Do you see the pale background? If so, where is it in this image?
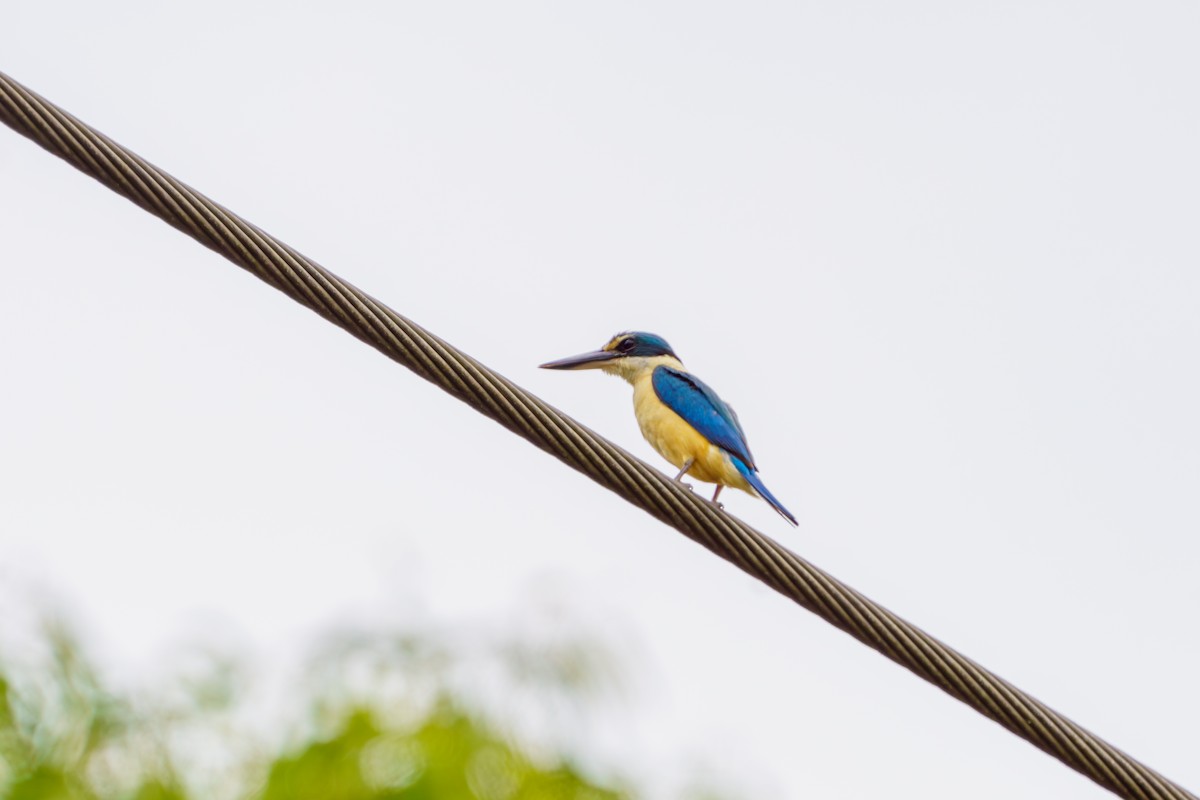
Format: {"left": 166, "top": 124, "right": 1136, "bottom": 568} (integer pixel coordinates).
{"left": 2, "top": 2, "right": 1198, "bottom": 797}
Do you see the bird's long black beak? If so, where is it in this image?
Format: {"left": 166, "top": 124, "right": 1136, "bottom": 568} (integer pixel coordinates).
{"left": 539, "top": 349, "right": 620, "bottom": 370}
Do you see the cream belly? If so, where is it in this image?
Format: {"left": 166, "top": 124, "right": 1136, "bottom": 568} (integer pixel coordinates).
{"left": 631, "top": 375, "right": 753, "bottom": 493}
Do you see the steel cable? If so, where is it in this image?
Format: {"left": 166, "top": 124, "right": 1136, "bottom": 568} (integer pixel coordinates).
{"left": 1, "top": 70, "right": 1193, "bottom": 800}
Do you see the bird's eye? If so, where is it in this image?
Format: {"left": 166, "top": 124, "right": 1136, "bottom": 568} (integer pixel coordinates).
{"left": 618, "top": 338, "right": 636, "bottom": 353}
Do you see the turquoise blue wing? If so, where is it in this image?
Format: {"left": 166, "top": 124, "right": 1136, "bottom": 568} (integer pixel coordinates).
{"left": 652, "top": 366, "right": 756, "bottom": 469}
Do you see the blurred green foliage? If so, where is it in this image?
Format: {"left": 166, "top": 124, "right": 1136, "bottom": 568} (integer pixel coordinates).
{"left": 0, "top": 616, "right": 675, "bottom": 800}
{"left": 260, "top": 705, "right": 617, "bottom": 800}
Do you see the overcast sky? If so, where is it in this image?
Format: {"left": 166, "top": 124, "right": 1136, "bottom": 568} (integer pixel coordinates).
{"left": 2, "top": 2, "right": 1198, "bottom": 798}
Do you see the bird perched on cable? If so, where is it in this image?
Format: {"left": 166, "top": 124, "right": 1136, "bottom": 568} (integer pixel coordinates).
{"left": 541, "top": 331, "right": 796, "bottom": 526}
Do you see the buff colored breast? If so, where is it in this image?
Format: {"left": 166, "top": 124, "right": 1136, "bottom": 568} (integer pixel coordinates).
{"left": 631, "top": 374, "right": 753, "bottom": 492}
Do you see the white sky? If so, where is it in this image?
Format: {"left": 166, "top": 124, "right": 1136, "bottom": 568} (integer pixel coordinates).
{"left": 2, "top": 2, "right": 1198, "bottom": 798}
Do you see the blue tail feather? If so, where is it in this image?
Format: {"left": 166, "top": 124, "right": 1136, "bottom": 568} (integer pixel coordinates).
{"left": 731, "top": 457, "right": 797, "bottom": 526}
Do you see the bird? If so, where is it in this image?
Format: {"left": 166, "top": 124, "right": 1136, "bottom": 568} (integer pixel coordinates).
{"left": 540, "top": 331, "right": 797, "bottom": 526}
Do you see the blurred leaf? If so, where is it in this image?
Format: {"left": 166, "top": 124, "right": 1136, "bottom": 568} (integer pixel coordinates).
{"left": 131, "top": 781, "right": 189, "bottom": 800}
{"left": 260, "top": 710, "right": 381, "bottom": 800}
{"left": 6, "top": 766, "right": 88, "bottom": 800}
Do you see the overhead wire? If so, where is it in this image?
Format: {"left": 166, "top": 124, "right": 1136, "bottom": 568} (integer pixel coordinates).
{"left": 0, "top": 70, "right": 1193, "bottom": 800}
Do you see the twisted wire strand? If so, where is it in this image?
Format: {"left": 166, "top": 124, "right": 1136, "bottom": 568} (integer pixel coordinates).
{"left": 1, "top": 70, "right": 1192, "bottom": 800}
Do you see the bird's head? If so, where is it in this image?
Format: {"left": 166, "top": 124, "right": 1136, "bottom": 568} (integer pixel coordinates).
{"left": 540, "top": 331, "right": 681, "bottom": 382}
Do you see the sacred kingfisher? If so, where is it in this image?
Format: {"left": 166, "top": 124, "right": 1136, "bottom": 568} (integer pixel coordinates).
{"left": 541, "top": 331, "right": 797, "bottom": 526}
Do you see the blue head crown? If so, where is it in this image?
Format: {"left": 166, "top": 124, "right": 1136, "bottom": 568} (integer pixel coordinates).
{"left": 604, "top": 331, "right": 678, "bottom": 359}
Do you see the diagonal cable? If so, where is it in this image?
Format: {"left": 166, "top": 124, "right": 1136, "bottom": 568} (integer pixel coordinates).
{"left": 0, "top": 70, "right": 1193, "bottom": 800}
